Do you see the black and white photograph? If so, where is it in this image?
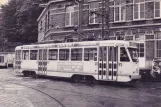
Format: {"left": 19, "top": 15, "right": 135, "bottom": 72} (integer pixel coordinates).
{"left": 0, "top": 0, "right": 161, "bottom": 107}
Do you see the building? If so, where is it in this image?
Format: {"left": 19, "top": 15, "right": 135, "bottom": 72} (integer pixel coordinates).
{"left": 37, "top": 0, "right": 161, "bottom": 70}
{"left": 109, "top": 0, "right": 161, "bottom": 70}
{"left": 37, "top": 0, "right": 109, "bottom": 42}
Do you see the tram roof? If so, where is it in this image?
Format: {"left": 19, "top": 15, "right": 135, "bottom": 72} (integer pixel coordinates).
{"left": 15, "top": 40, "right": 137, "bottom": 50}
{"left": 0, "top": 52, "right": 15, "bottom": 54}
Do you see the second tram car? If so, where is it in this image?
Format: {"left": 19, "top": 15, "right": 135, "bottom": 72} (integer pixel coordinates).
{"left": 0, "top": 52, "right": 15, "bottom": 68}
{"left": 14, "top": 40, "right": 141, "bottom": 82}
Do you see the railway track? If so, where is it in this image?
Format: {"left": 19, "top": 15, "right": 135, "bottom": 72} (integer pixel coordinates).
{"left": 0, "top": 79, "right": 66, "bottom": 107}
{"left": 6, "top": 78, "right": 161, "bottom": 104}
{"left": 5, "top": 70, "right": 161, "bottom": 106}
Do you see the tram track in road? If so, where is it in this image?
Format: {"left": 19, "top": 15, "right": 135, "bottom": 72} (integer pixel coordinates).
{"left": 0, "top": 79, "right": 66, "bottom": 107}
{"left": 6, "top": 70, "right": 161, "bottom": 106}
{"left": 7, "top": 78, "right": 161, "bottom": 105}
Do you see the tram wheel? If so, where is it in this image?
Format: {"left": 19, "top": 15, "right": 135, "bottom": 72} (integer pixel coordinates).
{"left": 31, "top": 72, "right": 38, "bottom": 79}
{"left": 71, "top": 75, "right": 80, "bottom": 83}
{"left": 23, "top": 72, "right": 29, "bottom": 77}
{"left": 91, "top": 77, "right": 98, "bottom": 85}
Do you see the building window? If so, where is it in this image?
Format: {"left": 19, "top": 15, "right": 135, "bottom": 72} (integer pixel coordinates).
{"left": 154, "top": 0, "right": 161, "bottom": 18}
{"left": 133, "top": 0, "right": 145, "bottom": 20}
{"left": 65, "top": 6, "right": 75, "bottom": 26}
{"left": 155, "top": 32, "right": 161, "bottom": 58}
{"left": 71, "top": 48, "right": 82, "bottom": 61}
{"left": 155, "top": 40, "right": 161, "bottom": 58}
{"left": 114, "top": 0, "right": 126, "bottom": 22}
{"left": 59, "top": 49, "right": 69, "bottom": 60}
{"left": 48, "top": 49, "right": 58, "bottom": 60}
{"left": 135, "top": 34, "right": 145, "bottom": 41}
{"left": 30, "top": 50, "right": 38, "bottom": 60}
{"left": 84, "top": 48, "right": 97, "bottom": 61}
{"left": 89, "top": 2, "right": 99, "bottom": 24}
{"left": 137, "top": 43, "right": 144, "bottom": 57}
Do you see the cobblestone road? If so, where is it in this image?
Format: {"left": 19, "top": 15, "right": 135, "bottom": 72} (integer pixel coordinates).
{"left": 1, "top": 69, "right": 161, "bottom": 107}
{"left": 0, "top": 69, "right": 62, "bottom": 107}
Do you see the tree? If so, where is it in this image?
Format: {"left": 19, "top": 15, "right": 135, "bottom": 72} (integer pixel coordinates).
{"left": 0, "top": 0, "right": 44, "bottom": 43}
{"left": 1, "top": 0, "right": 18, "bottom": 42}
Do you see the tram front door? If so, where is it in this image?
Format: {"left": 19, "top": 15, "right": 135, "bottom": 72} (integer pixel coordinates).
{"left": 98, "top": 46, "right": 118, "bottom": 81}
{"left": 15, "top": 50, "right": 21, "bottom": 70}
{"left": 38, "top": 49, "right": 47, "bottom": 75}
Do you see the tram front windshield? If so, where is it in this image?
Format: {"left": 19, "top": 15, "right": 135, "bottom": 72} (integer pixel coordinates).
{"left": 128, "top": 48, "right": 138, "bottom": 62}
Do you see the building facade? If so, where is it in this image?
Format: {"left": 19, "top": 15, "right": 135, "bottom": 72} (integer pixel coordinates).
{"left": 37, "top": 0, "right": 161, "bottom": 70}
{"left": 37, "top": 0, "right": 109, "bottom": 42}
{"left": 109, "top": 0, "right": 161, "bottom": 69}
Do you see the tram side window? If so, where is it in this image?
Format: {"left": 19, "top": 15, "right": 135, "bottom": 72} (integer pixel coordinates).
{"left": 0, "top": 56, "right": 4, "bottom": 62}
{"left": 22, "top": 50, "right": 29, "bottom": 60}
{"left": 59, "top": 49, "right": 69, "bottom": 60}
{"left": 120, "top": 47, "right": 130, "bottom": 62}
{"left": 84, "top": 48, "right": 97, "bottom": 61}
{"left": 43, "top": 50, "right": 47, "bottom": 60}
{"left": 30, "top": 50, "right": 38, "bottom": 60}
{"left": 49, "top": 49, "right": 58, "bottom": 60}
{"left": 71, "top": 48, "right": 82, "bottom": 61}
{"left": 16, "top": 51, "right": 18, "bottom": 60}
{"left": 108, "top": 47, "right": 117, "bottom": 61}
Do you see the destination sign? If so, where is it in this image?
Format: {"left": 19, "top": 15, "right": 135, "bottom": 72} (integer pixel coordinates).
{"left": 21, "top": 42, "right": 100, "bottom": 49}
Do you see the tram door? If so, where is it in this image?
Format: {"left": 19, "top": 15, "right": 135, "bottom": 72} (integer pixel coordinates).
{"left": 98, "top": 47, "right": 107, "bottom": 79}
{"left": 98, "top": 46, "right": 118, "bottom": 81}
{"left": 15, "top": 50, "right": 21, "bottom": 70}
{"left": 108, "top": 47, "right": 118, "bottom": 81}
{"left": 38, "top": 49, "right": 47, "bottom": 75}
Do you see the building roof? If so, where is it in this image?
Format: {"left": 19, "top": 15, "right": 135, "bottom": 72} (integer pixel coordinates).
{"left": 37, "top": 0, "right": 65, "bottom": 21}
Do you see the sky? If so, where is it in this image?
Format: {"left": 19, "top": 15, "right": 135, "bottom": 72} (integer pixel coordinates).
{"left": 0, "top": 0, "right": 8, "bottom": 5}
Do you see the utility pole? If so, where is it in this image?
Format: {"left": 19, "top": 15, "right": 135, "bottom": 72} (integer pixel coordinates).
{"left": 105, "top": 0, "right": 110, "bottom": 40}
{"left": 77, "top": 0, "right": 84, "bottom": 41}
{"left": 101, "top": 0, "right": 105, "bottom": 40}
{"left": 100, "top": 0, "right": 110, "bottom": 40}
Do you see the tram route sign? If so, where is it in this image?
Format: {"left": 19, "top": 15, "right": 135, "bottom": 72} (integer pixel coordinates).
{"left": 21, "top": 42, "right": 100, "bottom": 49}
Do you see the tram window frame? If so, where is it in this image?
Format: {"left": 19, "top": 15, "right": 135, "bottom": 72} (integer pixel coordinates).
{"left": 30, "top": 50, "right": 38, "bottom": 60}
{"left": 48, "top": 49, "right": 58, "bottom": 60}
{"left": 59, "top": 49, "right": 70, "bottom": 61}
{"left": 22, "top": 50, "right": 29, "bottom": 60}
{"left": 120, "top": 47, "right": 130, "bottom": 62}
{"left": 71, "top": 48, "right": 82, "bottom": 61}
{"left": 84, "top": 48, "right": 97, "bottom": 61}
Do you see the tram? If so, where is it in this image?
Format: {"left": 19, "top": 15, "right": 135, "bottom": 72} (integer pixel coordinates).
{"left": 14, "top": 40, "right": 141, "bottom": 83}
{"left": 0, "top": 52, "right": 15, "bottom": 68}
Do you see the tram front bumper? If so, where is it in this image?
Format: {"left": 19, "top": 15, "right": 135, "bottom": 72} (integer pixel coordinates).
{"left": 129, "top": 75, "right": 141, "bottom": 80}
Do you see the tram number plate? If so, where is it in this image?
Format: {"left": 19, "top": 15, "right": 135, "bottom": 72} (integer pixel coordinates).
{"left": 119, "top": 63, "right": 122, "bottom": 67}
